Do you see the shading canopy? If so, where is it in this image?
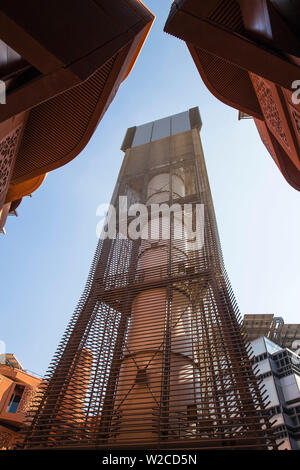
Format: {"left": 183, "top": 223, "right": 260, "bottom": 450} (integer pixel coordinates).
{"left": 165, "top": 0, "right": 300, "bottom": 190}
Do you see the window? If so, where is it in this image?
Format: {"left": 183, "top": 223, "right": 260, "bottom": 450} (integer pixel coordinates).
{"left": 6, "top": 385, "right": 24, "bottom": 413}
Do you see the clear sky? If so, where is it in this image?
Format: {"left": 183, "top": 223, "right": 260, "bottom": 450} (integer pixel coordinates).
{"left": 1, "top": 0, "right": 300, "bottom": 377}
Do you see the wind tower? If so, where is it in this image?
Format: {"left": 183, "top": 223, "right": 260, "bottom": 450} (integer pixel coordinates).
{"left": 23, "top": 108, "right": 276, "bottom": 450}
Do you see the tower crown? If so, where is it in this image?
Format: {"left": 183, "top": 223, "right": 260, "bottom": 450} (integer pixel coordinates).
{"left": 121, "top": 107, "right": 202, "bottom": 151}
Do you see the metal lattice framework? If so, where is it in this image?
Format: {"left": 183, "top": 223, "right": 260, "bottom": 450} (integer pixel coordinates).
{"left": 22, "top": 116, "right": 277, "bottom": 450}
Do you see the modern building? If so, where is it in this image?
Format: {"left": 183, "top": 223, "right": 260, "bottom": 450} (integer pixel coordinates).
{"left": 244, "top": 314, "right": 300, "bottom": 352}
{"left": 0, "top": 0, "right": 154, "bottom": 233}
{"left": 164, "top": 1, "right": 300, "bottom": 190}
{"left": 0, "top": 353, "right": 42, "bottom": 449}
{"left": 251, "top": 336, "right": 300, "bottom": 450}
{"left": 23, "top": 108, "right": 276, "bottom": 450}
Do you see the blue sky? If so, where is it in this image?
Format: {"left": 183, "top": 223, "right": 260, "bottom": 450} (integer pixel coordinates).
{"left": 1, "top": 0, "right": 300, "bottom": 377}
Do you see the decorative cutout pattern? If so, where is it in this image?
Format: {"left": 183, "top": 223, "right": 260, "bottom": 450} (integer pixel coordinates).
{"left": 0, "top": 126, "right": 22, "bottom": 200}
{"left": 251, "top": 75, "right": 290, "bottom": 150}
{"left": 261, "top": 137, "right": 273, "bottom": 158}
{"left": 290, "top": 106, "right": 300, "bottom": 139}
{"left": 17, "top": 386, "right": 37, "bottom": 415}
{"left": 0, "top": 429, "right": 14, "bottom": 449}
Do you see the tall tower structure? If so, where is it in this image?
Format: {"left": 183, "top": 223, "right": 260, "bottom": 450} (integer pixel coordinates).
{"left": 23, "top": 108, "right": 276, "bottom": 449}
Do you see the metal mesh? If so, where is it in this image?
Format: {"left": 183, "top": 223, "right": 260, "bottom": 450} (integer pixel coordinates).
{"left": 22, "top": 126, "right": 277, "bottom": 450}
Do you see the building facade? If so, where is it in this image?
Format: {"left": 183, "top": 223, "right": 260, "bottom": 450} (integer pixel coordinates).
{"left": 0, "top": 354, "right": 42, "bottom": 449}
{"left": 251, "top": 336, "right": 300, "bottom": 449}
{"left": 165, "top": 1, "right": 300, "bottom": 190}
{"left": 22, "top": 108, "right": 276, "bottom": 449}
{"left": 244, "top": 314, "right": 300, "bottom": 352}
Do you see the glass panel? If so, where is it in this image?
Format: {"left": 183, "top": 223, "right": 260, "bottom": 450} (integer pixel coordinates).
{"left": 6, "top": 385, "right": 24, "bottom": 413}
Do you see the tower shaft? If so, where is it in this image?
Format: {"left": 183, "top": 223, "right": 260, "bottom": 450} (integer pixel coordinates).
{"left": 23, "top": 109, "right": 276, "bottom": 449}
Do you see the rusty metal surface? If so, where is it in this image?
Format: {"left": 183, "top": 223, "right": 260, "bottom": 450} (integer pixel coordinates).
{"left": 22, "top": 123, "right": 277, "bottom": 450}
